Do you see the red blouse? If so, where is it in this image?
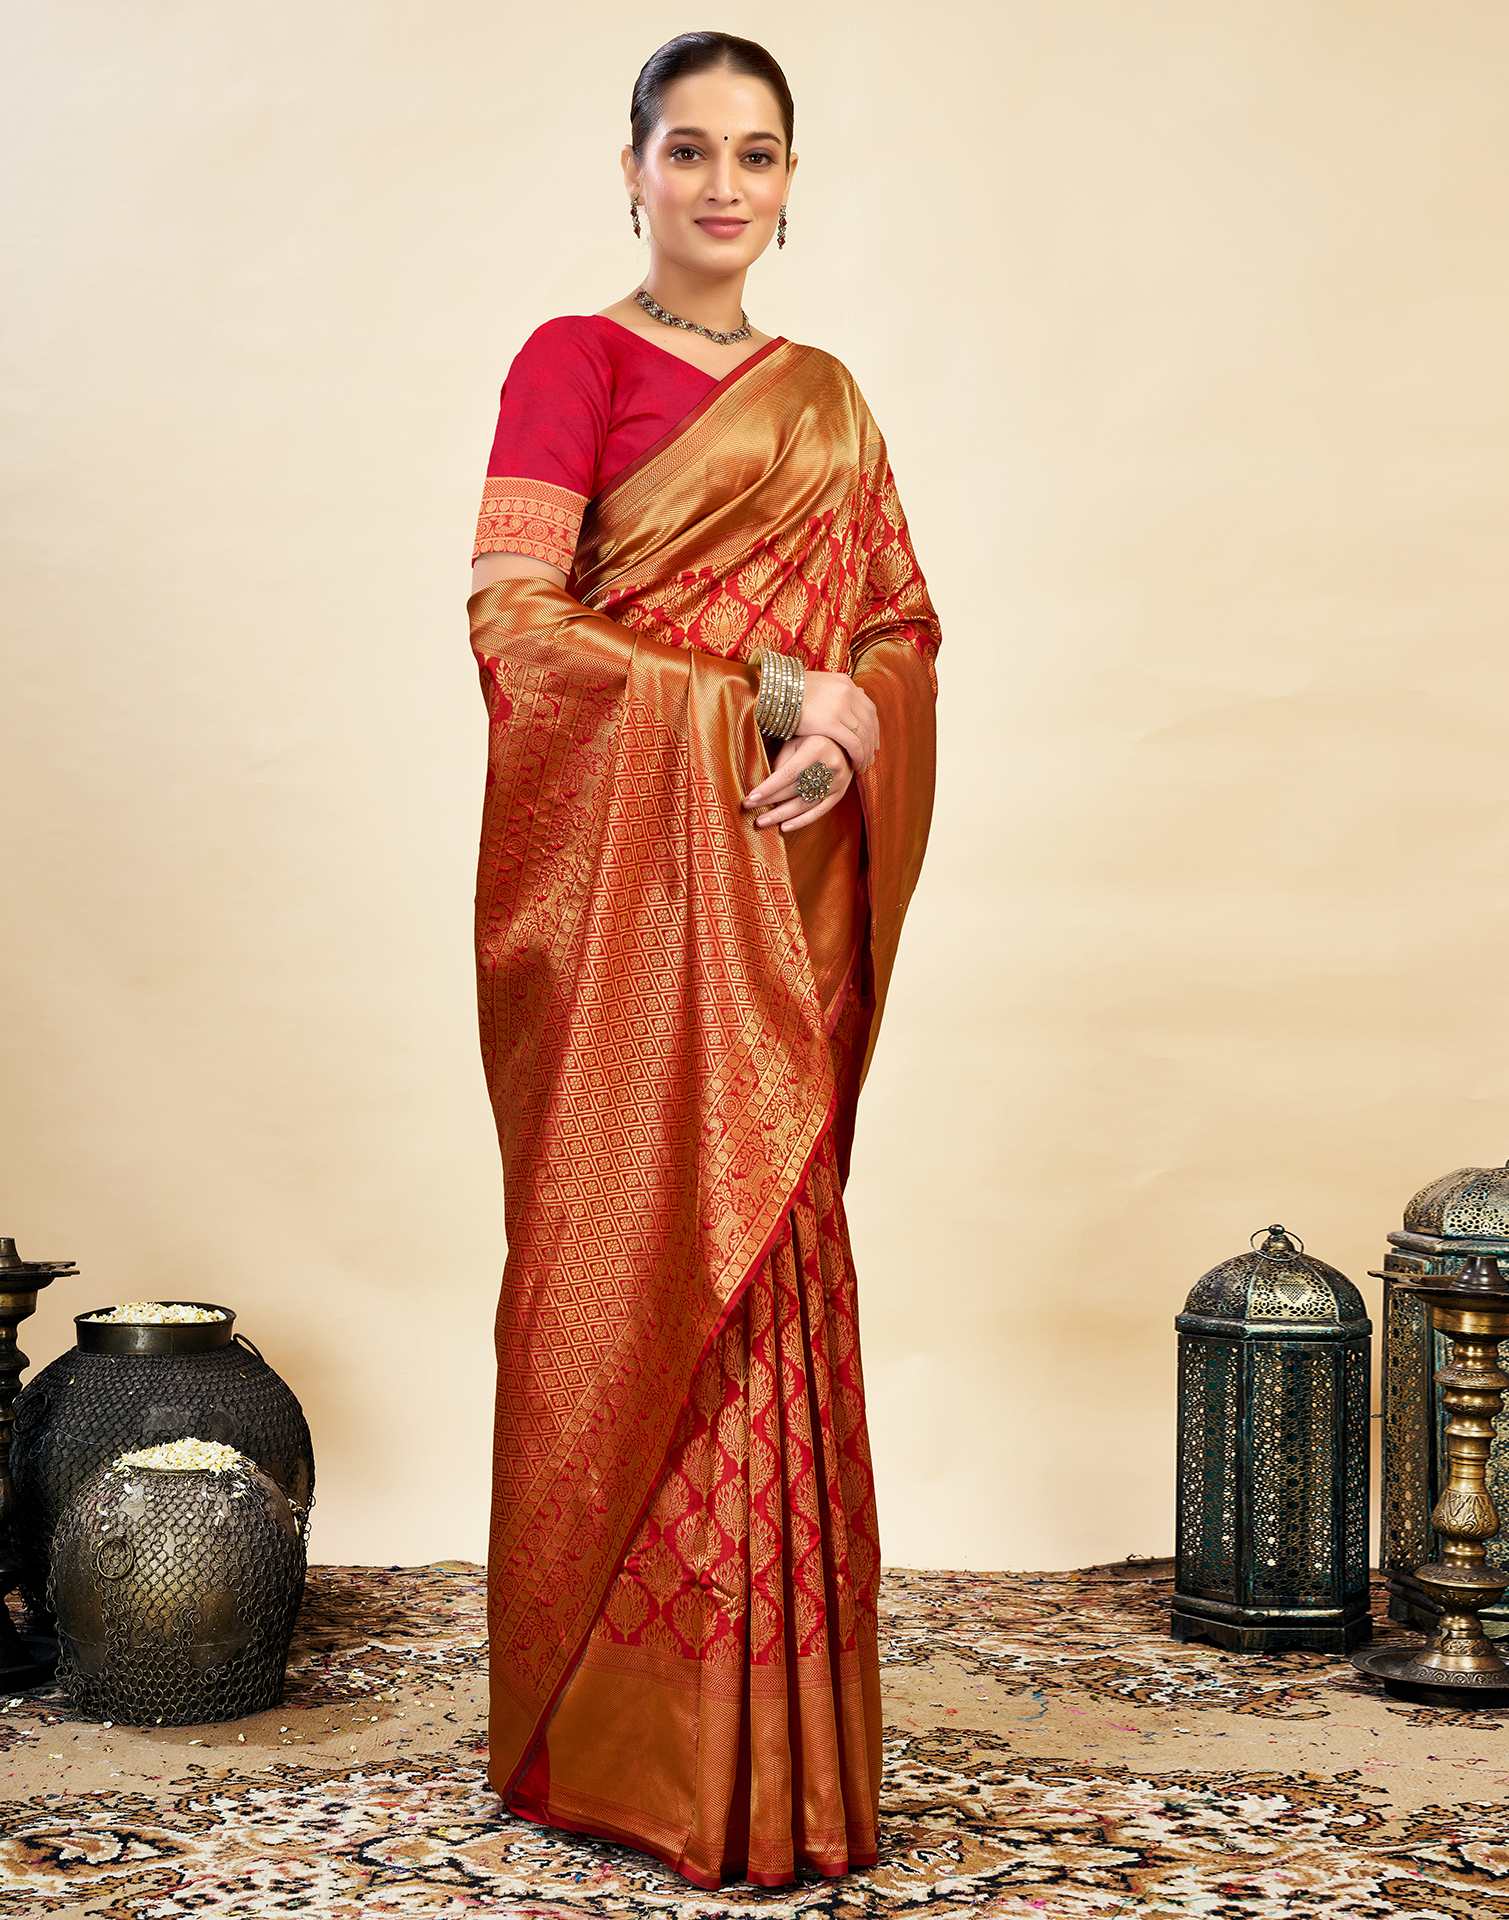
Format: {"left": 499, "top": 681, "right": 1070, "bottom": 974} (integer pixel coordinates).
{"left": 472, "top": 314, "right": 780, "bottom": 571}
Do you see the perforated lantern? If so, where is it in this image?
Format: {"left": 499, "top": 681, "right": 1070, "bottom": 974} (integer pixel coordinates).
{"left": 1172, "top": 1224, "right": 1372, "bottom": 1652}
{"left": 1380, "top": 1157, "right": 1509, "bottom": 1637}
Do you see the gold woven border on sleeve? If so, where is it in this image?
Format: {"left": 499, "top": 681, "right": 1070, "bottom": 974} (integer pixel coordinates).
{"left": 473, "top": 474, "right": 589, "bottom": 571}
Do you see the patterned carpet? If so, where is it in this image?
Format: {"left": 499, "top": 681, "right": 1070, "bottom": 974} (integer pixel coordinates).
{"left": 2, "top": 1557, "right": 1508, "bottom": 1916}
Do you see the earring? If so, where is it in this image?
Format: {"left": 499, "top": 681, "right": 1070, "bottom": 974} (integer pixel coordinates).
{"left": 777, "top": 203, "right": 787, "bottom": 249}
{"left": 629, "top": 196, "right": 641, "bottom": 238}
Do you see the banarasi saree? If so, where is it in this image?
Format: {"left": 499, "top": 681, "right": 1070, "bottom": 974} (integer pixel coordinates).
{"left": 467, "top": 325, "right": 941, "bottom": 1889}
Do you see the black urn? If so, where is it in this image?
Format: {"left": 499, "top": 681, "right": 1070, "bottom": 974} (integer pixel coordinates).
{"left": 10, "top": 1302, "right": 314, "bottom": 1634}
{"left": 48, "top": 1440, "right": 306, "bottom": 1724}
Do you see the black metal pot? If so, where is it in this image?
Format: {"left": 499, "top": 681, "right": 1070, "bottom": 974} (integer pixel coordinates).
{"left": 48, "top": 1448, "right": 306, "bottom": 1724}
{"left": 10, "top": 1302, "right": 314, "bottom": 1633}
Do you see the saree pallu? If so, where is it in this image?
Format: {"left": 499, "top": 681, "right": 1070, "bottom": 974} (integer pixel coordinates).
{"left": 468, "top": 338, "right": 940, "bottom": 1888}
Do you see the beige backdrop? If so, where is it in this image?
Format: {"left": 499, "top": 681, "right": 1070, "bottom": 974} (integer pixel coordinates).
{"left": 4, "top": 4, "right": 1506, "bottom": 1571}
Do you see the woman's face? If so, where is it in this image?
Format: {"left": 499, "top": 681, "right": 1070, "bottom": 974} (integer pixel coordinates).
{"left": 628, "top": 67, "right": 795, "bottom": 270}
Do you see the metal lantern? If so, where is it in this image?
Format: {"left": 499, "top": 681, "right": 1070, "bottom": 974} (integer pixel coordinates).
{"left": 10, "top": 1302, "right": 314, "bottom": 1637}
{"left": 1380, "top": 1157, "right": 1509, "bottom": 1637}
{"left": 1172, "top": 1223, "right": 1373, "bottom": 1652}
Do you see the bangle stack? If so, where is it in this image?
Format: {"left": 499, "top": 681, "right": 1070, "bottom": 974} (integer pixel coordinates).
{"left": 750, "top": 646, "right": 805, "bottom": 740}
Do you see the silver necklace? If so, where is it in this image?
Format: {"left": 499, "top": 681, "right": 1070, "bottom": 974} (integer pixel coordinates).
{"left": 633, "top": 285, "right": 753, "bottom": 345}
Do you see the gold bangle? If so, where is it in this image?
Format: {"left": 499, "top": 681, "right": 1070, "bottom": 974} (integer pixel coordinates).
{"left": 752, "top": 646, "right": 804, "bottom": 740}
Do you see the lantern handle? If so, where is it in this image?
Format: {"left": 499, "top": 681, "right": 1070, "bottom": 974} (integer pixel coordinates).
{"left": 1250, "top": 1223, "right": 1304, "bottom": 1255}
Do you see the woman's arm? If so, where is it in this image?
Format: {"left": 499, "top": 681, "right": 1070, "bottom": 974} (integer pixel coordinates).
{"left": 472, "top": 550, "right": 568, "bottom": 592}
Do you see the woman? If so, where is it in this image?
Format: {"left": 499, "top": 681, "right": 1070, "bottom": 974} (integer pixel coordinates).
{"left": 467, "top": 31, "right": 941, "bottom": 1891}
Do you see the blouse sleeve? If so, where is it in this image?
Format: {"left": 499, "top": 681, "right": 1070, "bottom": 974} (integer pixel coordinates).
{"left": 472, "top": 317, "right": 611, "bottom": 571}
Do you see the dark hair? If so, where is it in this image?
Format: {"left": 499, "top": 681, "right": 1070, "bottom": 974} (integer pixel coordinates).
{"left": 629, "top": 31, "right": 794, "bottom": 163}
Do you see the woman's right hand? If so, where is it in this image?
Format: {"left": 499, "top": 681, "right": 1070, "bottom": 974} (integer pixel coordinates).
{"left": 795, "top": 669, "right": 879, "bottom": 773}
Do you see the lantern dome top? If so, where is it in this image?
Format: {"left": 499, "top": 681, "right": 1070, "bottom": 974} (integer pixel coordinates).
{"left": 1179, "top": 1224, "right": 1368, "bottom": 1329}
{"left": 1400, "top": 1161, "right": 1509, "bottom": 1242}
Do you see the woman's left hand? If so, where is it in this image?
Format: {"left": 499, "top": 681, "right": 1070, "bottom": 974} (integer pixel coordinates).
{"left": 742, "top": 733, "right": 855, "bottom": 833}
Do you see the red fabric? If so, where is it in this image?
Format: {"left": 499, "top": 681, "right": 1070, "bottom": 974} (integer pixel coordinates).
{"left": 503, "top": 1103, "right": 883, "bottom": 1888}
{"left": 482, "top": 314, "right": 729, "bottom": 505}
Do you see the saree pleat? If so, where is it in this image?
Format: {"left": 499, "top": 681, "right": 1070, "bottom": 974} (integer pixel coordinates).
{"left": 470, "top": 339, "right": 939, "bottom": 1887}
{"left": 504, "top": 1101, "right": 882, "bottom": 1886}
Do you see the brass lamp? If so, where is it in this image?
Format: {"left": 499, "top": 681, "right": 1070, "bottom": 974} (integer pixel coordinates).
{"left": 0, "top": 1235, "right": 76, "bottom": 1687}
{"left": 1354, "top": 1255, "right": 1509, "bottom": 1707}
{"left": 1380, "top": 1157, "right": 1509, "bottom": 1636}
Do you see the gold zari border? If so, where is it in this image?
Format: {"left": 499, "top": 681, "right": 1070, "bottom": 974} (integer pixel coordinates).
{"left": 473, "top": 474, "right": 587, "bottom": 571}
